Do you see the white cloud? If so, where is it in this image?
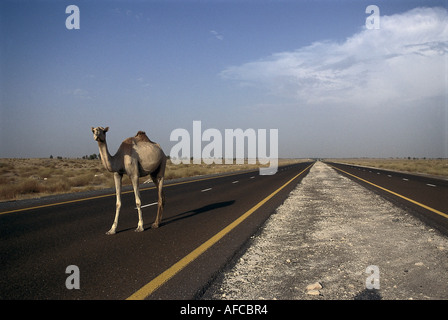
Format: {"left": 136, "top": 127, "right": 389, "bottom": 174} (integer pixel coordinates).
{"left": 210, "top": 30, "right": 224, "bottom": 41}
{"left": 70, "top": 88, "right": 92, "bottom": 100}
{"left": 221, "top": 7, "right": 448, "bottom": 108}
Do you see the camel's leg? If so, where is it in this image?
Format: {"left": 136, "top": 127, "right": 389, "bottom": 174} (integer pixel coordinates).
{"left": 151, "top": 163, "right": 165, "bottom": 229}
{"left": 107, "top": 173, "right": 122, "bottom": 235}
{"left": 131, "top": 174, "right": 144, "bottom": 232}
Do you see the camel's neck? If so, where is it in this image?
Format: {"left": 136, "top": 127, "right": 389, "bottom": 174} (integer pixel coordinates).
{"left": 97, "top": 140, "right": 118, "bottom": 172}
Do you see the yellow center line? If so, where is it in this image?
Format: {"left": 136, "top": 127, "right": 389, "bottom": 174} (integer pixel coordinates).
{"left": 328, "top": 164, "right": 448, "bottom": 219}
{"left": 126, "top": 163, "right": 314, "bottom": 300}
{"left": 0, "top": 170, "right": 256, "bottom": 215}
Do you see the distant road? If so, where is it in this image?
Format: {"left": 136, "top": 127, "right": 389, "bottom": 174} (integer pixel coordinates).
{"left": 326, "top": 162, "right": 448, "bottom": 235}
{"left": 0, "top": 162, "right": 313, "bottom": 299}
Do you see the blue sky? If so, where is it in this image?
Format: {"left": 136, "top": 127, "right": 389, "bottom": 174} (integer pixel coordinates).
{"left": 1, "top": 0, "right": 447, "bottom": 158}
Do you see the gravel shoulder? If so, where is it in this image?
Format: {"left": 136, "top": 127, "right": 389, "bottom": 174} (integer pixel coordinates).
{"left": 202, "top": 162, "right": 448, "bottom": 300}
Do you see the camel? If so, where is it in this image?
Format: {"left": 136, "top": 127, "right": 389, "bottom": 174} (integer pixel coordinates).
{"left": 91, "top": 126, "right": 166, "bottom": 235}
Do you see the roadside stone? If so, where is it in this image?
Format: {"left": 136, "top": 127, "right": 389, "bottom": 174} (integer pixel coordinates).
{"left": 306, "top": 290, "right": 321, "bottom": 296}
{"left": 414, "top": 262, "right": 424, "bottom": 266}
{"left": 306, "top": 282, "right": 323, "bottom": 291}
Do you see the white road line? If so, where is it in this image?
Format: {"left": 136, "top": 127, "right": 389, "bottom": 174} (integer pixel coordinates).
{"left": 136, "top": 202, "right": 158, "bottom": 209}
{"left": 250, "top": 176, "right": 255, "bottom": 179}
{"left": 201, "top": 188, "right": 212, "bottom": 192}
{"left": 402, "top": 178, "right": 409, "bottom": 181}
{"left": 232, "top": 181, "right": 239, "bottom": 184}
{"left": 387, "top": 175, "right": 392, "bottom": 178}
{"left": 426, "top": 184, "right": 436, "bottom": 187}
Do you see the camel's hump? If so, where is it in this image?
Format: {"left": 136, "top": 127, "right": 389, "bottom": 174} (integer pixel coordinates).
{"left": 135, "top": 131, "right": 155, "bottom": 144}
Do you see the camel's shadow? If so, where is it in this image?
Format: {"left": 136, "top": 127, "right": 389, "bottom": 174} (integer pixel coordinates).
{"left": 158, "top": 200, "right": 236, "bottom": 227}
{"left": 115, "top": 200, "right": 236, "bottom": 233}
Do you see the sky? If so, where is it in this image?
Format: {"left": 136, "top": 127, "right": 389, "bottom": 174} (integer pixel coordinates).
{"left": 1, "top": 0, "right": 447, "bottom": 159}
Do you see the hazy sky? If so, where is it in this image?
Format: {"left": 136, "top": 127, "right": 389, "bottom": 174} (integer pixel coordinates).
{"left": 1, "top": 0, "right": 447, "bottom": 159}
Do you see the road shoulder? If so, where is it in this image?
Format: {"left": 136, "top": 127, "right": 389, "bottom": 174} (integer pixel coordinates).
{"left": 202, "top": 162, "right": 448, "bottom": 300}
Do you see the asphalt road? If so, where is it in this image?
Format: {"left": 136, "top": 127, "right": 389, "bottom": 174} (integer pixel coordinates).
{"left": 0, "top": 162, "right": 313, "bottom": 300}
{"left": 325, "top": 162, "right": 448, "bottom": 235}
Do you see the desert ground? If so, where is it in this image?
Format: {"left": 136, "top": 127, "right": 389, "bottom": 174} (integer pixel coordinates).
{"left": 0, "top": 157, "right": 304, "bottom": 201}
{"left": 1, "top": 157, "right": 446, "bottom": 202}
{"left": 332, "top": 158, "right": 448, "bottom": 177}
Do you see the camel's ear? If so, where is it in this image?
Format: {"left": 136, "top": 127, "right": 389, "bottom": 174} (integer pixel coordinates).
{"left": 91, "top": 127, "right": 95, "bottom": 133}
{"left": 104, "top": 127, "right": 109, "bottom": 132}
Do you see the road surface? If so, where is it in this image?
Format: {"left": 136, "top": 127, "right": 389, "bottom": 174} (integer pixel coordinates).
{"left": 0, "top": 162, "right": 313, "bottom": 299}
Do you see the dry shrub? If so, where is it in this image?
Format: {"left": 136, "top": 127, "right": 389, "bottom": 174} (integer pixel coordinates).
{"left": 0, "top": 184, "right": 17, "bottom": 200}
{"left": 17, "top": 179, "right": 43, "bottom": 194}
{"left": 0, "top": 162, "right": 14, "bottom": 175}
{"left": 69, "top": 173, "right": 93, "bottom": 187}
{"left": 0, "top": 179, "right": 43, "bottom": 200}
{"left": 44, "top": 180, "right": 71, "bottom": 193}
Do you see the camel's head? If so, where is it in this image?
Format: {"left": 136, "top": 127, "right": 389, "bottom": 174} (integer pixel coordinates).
{"left": 91, "top": 126, "right": 109, "bottom": 143}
